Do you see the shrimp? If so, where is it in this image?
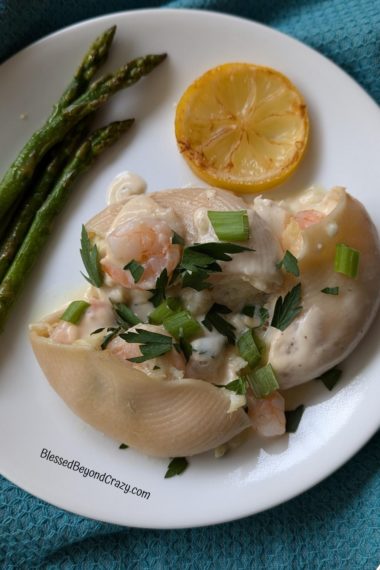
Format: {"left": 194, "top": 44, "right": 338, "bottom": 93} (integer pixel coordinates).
{"left": 102, "top": 217, "right": 182, "bottom": 290}
{"left": 50, "top": 299, "right": 115, "bottom": 345}
{"left": 247, "top": 391, "right": 286, "bottom": 437}
{"left": 107, "top": 324, "right": 186, "bottom": 379}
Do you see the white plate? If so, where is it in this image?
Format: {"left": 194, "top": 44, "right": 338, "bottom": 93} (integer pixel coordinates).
{"left": 0, "top": 9, "right": 379, "bottom": 529}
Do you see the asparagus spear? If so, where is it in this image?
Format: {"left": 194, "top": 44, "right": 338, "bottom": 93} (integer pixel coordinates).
{"left": 54, "top": 25, "right": 116, "bottom": 113}
{"left": 0, "top": 120, "right": 90, "bottom": 282}
{"left": 0, "top": 119, "right": 134, "bottom": 332}
{"left": 0, "top": 53, "right": 166, "bottom": 223}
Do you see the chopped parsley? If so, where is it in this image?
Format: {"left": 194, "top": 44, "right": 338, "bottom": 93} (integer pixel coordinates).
{"left": 80, "top": 225, "right": 103, "bottom": 288}
{"left": 285, "top": 405, "right": 305, "bottom": 433}
{"left": 321, "top": 287, "right": 339, "bottom": 295}
{"left": 149, "top": 268, "right": 169, "bottom": 307}
{"left": 123, "top": 259, "right": 144, "bottom": 283}
{"left": 277, "top": 250, "right": 300, "bottom": 277}
{"left": 241, "top": 304, "right": 255, "bottom": 318}
{"left": 119, "top": 443, "right": 129, "bottom": 449}
{"left": 164, "top": 457, "right": 189, "bottom": 478}
{"left": 222, "top": 377, "right": 248, "bottom": 395}
{"left": 119, "top": 328, "right": 173, "bottom": 363}
{"left": 271, "top": 284, "right": 302, "bottom": 331}
{"left": 113, "top": 303, "right": 141, "bottom": 327}
{"left": 100, "top": 327, "right": 122, "bottom": 350}
{"left": 202, "top": 303, "right": 236, "bottom": 344}
{"left": 315, "top": 367, "right": 342, "bottom": 391}
{"left": 172, "top": 231, "right": 185, "bottom": 245}
{"left": 178, "top": 242, "right": 253, "bottom": 291}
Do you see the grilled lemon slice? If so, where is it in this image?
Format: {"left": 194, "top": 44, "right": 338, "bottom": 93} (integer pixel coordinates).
{"left": 175, "top": 62, "right": 309, "bottom": 193}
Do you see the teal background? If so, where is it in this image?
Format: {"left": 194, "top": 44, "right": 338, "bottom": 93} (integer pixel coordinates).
{"left": 0, "top": 1, "right": 379, "bottom": 568}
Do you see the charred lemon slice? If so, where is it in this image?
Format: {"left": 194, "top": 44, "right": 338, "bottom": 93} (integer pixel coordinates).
{"left": 175, "top": 63, "right": 309, "bottom": 193}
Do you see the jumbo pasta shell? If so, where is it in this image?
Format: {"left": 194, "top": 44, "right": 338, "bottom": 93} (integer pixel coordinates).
{"left": 29, "top": 327, "right": 251, "bottom": 457}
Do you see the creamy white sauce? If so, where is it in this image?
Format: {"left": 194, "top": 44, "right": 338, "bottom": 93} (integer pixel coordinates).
{"left": 107, "top": 171, "right": 147, "bottom": 205}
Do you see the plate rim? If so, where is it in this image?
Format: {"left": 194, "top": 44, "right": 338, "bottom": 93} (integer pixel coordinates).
{"left": 1, "top": 7, "right": 379, "bottom": 529}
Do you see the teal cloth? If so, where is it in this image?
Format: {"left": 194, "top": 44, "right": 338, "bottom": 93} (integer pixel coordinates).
{"left": 0, "top": 1, "right": 379, "bottom": 568}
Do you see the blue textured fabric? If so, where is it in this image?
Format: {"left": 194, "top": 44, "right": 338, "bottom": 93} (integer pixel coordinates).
{"left": 0, "top": 1, "right": 379, "bottom": 568}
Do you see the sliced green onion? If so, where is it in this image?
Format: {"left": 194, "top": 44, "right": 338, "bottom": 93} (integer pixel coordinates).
{"left": 237, "top": 329, "right": 261, "bottom": 368}
{"left": 285, "top": 405, "right": 305, "bottom": 433}
{"left": 247, "top": 363, "right": 279, "bottom": 398}
{"left": 149, "top": 298, "right": 182, "bottom": 325}
{"left": 60, "top": 300, "right": 90, "bottom": 324}
{"left": 321, "top": 287, "right": 339, "bottom": 295}
{"left": 334, "top": 243, "right": 360, "bottom": 278}
{"left": 163, "top": 310, "right": 202, "bottom": 341}
{"left": 207, "top": 210, "right": 249, "bottom": 242}
{"left": 114, "top": 303, "right": 141, "bottom": 327}
{"left": 123, "top": 259, "right": 144, "bottom": 283}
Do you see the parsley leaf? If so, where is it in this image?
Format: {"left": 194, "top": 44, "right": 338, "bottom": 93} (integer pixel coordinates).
{"left": 256, "top": 306, "right": 269, "bottom": 328}
{"left": 285, "top": 405, "right": 305, "bottom": 433}
{"left": 179, "top": 242, "right": 253, "bottom": 291}
{"left": 172, "top": 231, "right": 185, "bottom": 245}
{"left": 277, "top": 250, "right": 300, "bottom": 277}
{"left": 113, "top": 303, "right": 141, "bottom": 327}
{"left": 315, "top": 367, "right": 342, "bottom": 390}
{"left": 101, "top": 327, "right": 122, "bottom": 350}
{"left": 241, "top": 305, "right": 255, "bottom": 318}
{"left": 123, "top": 260, "right": 144, "bottom": 283}
{"left": 119, "top": 328, "right": 173, "bottom": 363}
{"left": 164, "top": 457, "right": 189, "bottom": 478}
{"left": 223, "top": 377, "right": 248, "bottom": 395}
{"left": 119, "top": 443, "right": 129, "bottom": 449}
{"left": 321, "top": 287, "right": 339, "bottom": 295}
{"left": 271, "top": 284, "right": 302, "bottom": 331}
{"left": 80, "top": 225, "right": 103, "bottom": 288}
{"left": 202, "top": 303, "right": 236, "bottom": 344}
{"left": 149, "top": 269, "right": 169, "bottom": 307}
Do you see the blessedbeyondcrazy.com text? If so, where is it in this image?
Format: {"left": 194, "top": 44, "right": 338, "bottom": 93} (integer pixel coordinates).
{"left": 40, "top": 448, "right": 151, "bottom": 500}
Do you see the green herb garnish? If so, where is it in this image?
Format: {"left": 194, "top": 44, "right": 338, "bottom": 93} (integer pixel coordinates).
{"left": 222, "top": 377, "right": 248, "bottom": 395}
{"left": 119, "top": 328, "right": 173, "bottom": 363}
{"left": 113, "top": 303, "right": 141, "bottom": 327}
{"left": 334, "top": 243, "right": 360, "bottom": 278}
{"left": 256, "top": 306, "right": 269, "bottom": 328}
{"left": 285, "top": 405, "right": 305, "bottom": 433}
{"left": 179, "top": 242, "right": 253, "bottom": 291}
{"left": 277, "top": 250, "right": 300, "bottom": 277}
{"left": 246, "top": 363, "right": 279, "bottom": 398}
{"left": 80, "top": 225, "right": 103, "bottom": 288}
{"left": 315, "top": 367, "right": 342, "bottom": 391}
{"left": 172, "top": 231, "right": 185, "bottom": 245}
{"left": 237, "top": 329, "right": 261, "bottom": 367}
{"left": 91, "top": 327, "right": 105, "bottom": 335}
{"left": 207, "top": 210, "right": 249, "bottom": 242}
{"left": 241, "top": 305, "right": 255, "bottom": 318}
{"left": 163, "top": 310, "right": 202, "bottom": 341}
{"left": 123, "top": 259, "right": 144, "bottom": 283}
{"left": 149, "top": 298, "right": 182, "bottom": 325}
{"left": 164, "top": 457, "right": 189, "bottom": 478}
{"left": 101, "top": 326, "right": 122, "bottom": 350}
{"left": 271, "top": 284, "right": 302, "bottom": 331}
{"left": 149, "top": 268, "right": 169, "bottom": 307}
{"left": 321, "top": 286, "right": 339, "bottom": 295}
{"left": 60, "top": 300, "right": 90, "bottom": 324}
{"left": 202, "top": 304, "right": 236, "bottom": 344}
{"left": 119, "top": 443, "right": 129, "bottom": 449}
